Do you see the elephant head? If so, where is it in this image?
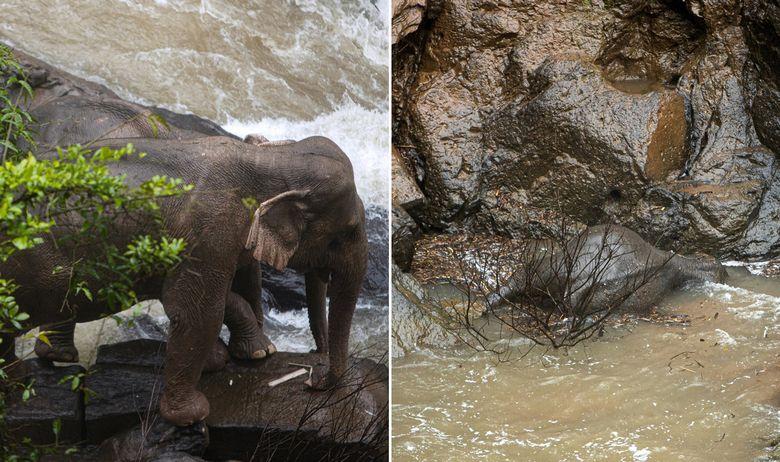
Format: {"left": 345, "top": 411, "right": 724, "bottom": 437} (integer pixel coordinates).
{"left": 243, "top": 137, "right": 368, "bottom": 384}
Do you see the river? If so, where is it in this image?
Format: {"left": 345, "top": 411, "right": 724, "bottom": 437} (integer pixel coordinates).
{"left": 393, "top": 268, "right": 780, "bottom": 461}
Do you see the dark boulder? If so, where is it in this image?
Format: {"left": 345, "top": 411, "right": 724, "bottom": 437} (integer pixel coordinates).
{"left": 742, "top": 0, "right": 780, "bottom": 156}
{"left": 365, "top": 206, "right": 390, "bottom": 302}
{"left": 4, "top": 359, "right": 85, "bottom": 445}
{"left": 85, "top": 340, "right": 166, "bottom": 443}
{"left": 94, "top": 419, "right": 208, "bottom": 462}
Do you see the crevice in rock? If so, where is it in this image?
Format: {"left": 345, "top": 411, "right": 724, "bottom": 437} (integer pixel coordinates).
{"left": 596, "top": 0, "right": 706, "bottom": 92}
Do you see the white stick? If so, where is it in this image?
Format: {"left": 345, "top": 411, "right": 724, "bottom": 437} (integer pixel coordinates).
{"left": 268, "top": 368, "right": 308, "bottom": 387}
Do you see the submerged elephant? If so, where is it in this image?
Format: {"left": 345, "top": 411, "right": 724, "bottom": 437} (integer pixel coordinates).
{"left": 496, "top": 224, "right": 726, "bottom": 313}
{"left": 1, "top": 135, "right": 368, "bottom": 426}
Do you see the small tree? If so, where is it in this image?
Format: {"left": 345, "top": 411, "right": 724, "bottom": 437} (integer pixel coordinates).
{"left": 421, "top": 216, "right": 671, "bottom": 359}
{"left": 0, "top": 44, "right": 191, "bottom": 460}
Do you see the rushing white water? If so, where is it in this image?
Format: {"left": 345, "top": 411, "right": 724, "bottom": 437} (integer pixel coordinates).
{"left": 223, "top": 98, "right": 389, "bottom": 207}
{"left": 0, "top": 0, "right": 389, "bottom": 207}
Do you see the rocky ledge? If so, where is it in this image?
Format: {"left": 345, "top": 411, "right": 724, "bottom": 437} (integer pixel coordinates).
{"left": 6, "top": 340, "right": 388, "bottom": 461}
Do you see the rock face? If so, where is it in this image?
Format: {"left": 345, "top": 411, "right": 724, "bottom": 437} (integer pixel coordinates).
{"left": 392, "top": 0, "right": 427, "bottom": 44}
{"left": 391, "top": 267, "right": 456, "bottom": 357}
{"left": 393, "top": 0, "right": 780, "bottom": 261}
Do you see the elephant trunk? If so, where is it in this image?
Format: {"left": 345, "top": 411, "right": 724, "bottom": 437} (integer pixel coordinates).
{"left": 670, "top": 253, "right": 727, "bottom": 284}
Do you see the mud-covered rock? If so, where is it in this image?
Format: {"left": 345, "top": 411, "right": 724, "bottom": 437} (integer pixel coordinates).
{"left": 392, "top": 206, "right": 419, "bottom": 271}
{"left": 392, "top": 0, "right": 426, "bottom": 44}
{"left": 4, "top": 359, "right": 85, "bottom": 445}
{"left": 391, "top": 267, "right": 455, "bottom": 357}
{"left": 94, "top": 420, "right": 208, "bottom": 462}
{"left": 393, "top": 0, "right": 780, "bottom": 260}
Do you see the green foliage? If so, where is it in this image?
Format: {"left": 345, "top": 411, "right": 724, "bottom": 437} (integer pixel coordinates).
{"left": 0, "top": 45, "right": 34, "bottom": 160}
{"left": 0, "top": 44, "right": 192, "bottom": 460}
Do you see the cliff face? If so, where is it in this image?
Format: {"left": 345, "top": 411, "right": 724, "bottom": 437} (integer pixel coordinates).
{"left": 392, "top": 0, "right": 780, "bottom": 260}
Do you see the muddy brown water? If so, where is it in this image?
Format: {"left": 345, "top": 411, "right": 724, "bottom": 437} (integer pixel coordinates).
{"left": 393, "top": 269, "right": 780, "bottom": 461}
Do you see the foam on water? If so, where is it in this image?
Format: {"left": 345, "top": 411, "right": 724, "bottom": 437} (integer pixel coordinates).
{"left": 223, "top": 97, "right": 388, "bottom": 208}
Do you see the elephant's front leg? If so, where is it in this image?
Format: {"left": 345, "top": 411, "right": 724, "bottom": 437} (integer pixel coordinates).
{"left": 159, "top": 267, "right": 229, "bottom": 426}
{"left": 224, "top": 290, "right": 276, "bottom": 359}
{"left": 305, "top": 271, "right": 328, "bottom": 354}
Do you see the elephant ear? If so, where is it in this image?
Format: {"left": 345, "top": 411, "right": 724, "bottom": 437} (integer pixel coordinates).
{"left": 245, "top": 190, "right": 309, "bottom": 271}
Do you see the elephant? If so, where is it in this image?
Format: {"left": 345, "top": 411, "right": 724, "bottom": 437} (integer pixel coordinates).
{"left": 10, "top": 94, "right": 281, "bottom": 365}
{"left": 0, "top": 134, "right": 368, "bottom": 426}
{"left": 18, "top": 95, "right": 222, "bottom": 153}
{"left": 495, "top": 224, "right": 726, "bottom": 314}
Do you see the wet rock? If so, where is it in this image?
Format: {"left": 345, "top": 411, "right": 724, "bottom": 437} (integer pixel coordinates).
{"left": 392, "top": 206, "right": 419, "bottom": 271}
{"left": 596, "top": 0, "right": 705, "bottom": 85}
{"left": 94, "top": 419, "right": 208, "bottom": 462}
{"left": 261, "top": 266, "right": 306, "bottom": 311}
{"left": 742, "top": 0, "right": 780, "bottom": 156}
{"left": 199, "top": 352, "right": 387, "bottom": 461}
{"left": 392, "top": 0, "right": 426, "bottom": 44}
{"left": 392, "top": 146, "right": 424, "bottom": 207}
{"left": 85, "top": 340, "right": 165, "bottom": 443}
{"left": 393, "top": 0, "right": 780, "bottom": 260}
{"left": 4, "top": 359, "right": 85, "bottom": 445}
{"left": 391, "top": 266, "right": 456, "bottom": 357}
{"left": 482, "top": 57, "right": 688, "bottom": 229}
{"left": 365, "top": 207, "right": 390, "bottom": 302}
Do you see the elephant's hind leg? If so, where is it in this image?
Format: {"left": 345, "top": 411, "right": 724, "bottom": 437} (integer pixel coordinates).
{"left": 224, "top": 291, "right": 276, "bottom": 360}
{"left": 34, "top": 319, "right": 79, "bottom": 363}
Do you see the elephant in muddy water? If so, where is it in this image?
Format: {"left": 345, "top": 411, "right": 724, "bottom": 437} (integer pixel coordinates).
{"left": 495, "top": 224, "right": 727, "bottom": 314}
{"left": 0, "top": 135, "right": 368, "bottom": 426}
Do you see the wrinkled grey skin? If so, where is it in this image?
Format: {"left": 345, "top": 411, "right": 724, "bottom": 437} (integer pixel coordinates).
{"left": 14, "top": 95, "right": 279, "bottom": 366}
{"left": 1, "top": 135, "right": 368, "bottom": 427}
{"left": 496, "top": 225, "right": 726, "bottom": 313}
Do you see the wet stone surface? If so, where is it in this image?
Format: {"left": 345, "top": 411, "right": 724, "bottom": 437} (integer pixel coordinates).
{"left": 5, "top": 341, "right": 388, "bottom": 461}
{"left": 4, "top": 359, "right": 85, "bottom": 445}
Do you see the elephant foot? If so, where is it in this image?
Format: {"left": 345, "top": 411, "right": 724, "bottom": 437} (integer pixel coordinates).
{"left": 203, "top": 339, "right": 230, "bottom": 372}
{"left": 228, "top": 329, "right": 276, "bottom": 360}
{"left": 160, "top": 389, "right": 210, "bottom": 427}
{"left": 34, "top": 338, "right": 79, "bottom": 363}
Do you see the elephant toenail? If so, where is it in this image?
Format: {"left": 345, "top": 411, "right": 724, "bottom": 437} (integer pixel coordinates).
{"left": 253, "top": 350, "right": 266, "bottom": 359}
{"left": 267, "top": 344, "right": 277, "bottom": 354}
